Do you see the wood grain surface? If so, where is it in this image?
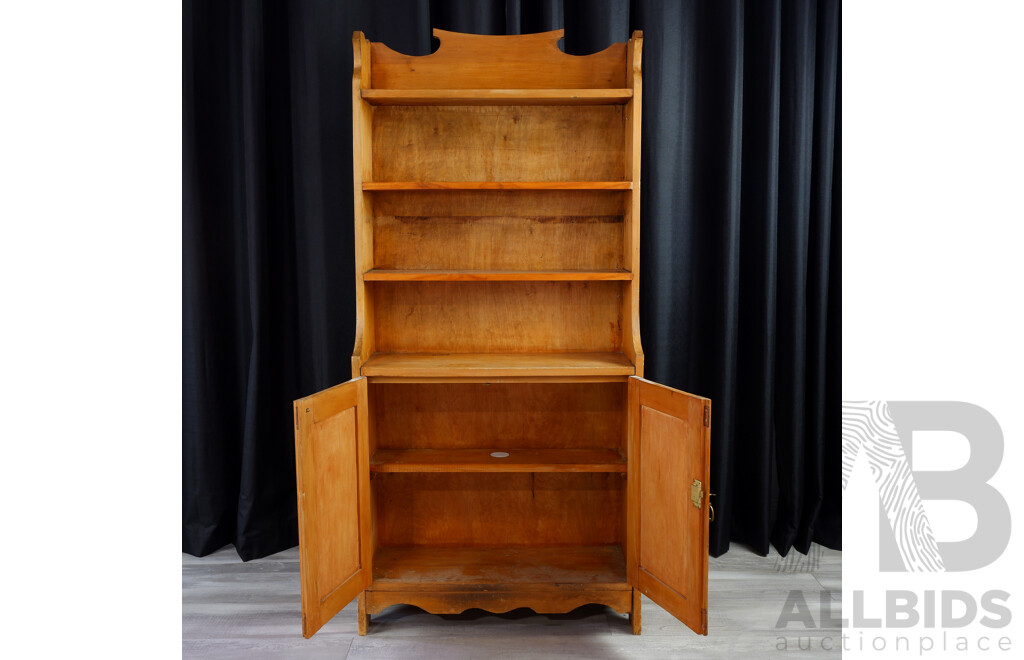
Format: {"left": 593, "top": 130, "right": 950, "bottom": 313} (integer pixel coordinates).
{"left": 290, "top": 28, "right": 721, "bottom": 641}
{"left": 370, "top": 29, "right": 626, "bottom": 89}
{"left": 370, "top": 448, "right": 626, "bottom": 473}
{"left": 363, "top": 269, "right": 631, "bottom": 281}
{"left": 362, "top": 88, "right": 633, "bottom": 105}
{"left": 372, "top": 281, "right": 623, "bottom": 354}
{"left": 372, "top": 105, "right": 624, "bottom": 183}
{"left": 360, "top": 352, "right": 635, "bottom": 378}
{"left": 370, "top": 382, "right": 625, "bottom": 451}
{"left": 372, "top": 546, "right": 628, "bottom": 589}
{"left": 374, "top": 472, "right": 624, "bottom": 547}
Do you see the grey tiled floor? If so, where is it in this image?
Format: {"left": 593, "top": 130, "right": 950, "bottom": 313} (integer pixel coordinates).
{"left": 183, "top": 543, "right": 841, "bottom": 659}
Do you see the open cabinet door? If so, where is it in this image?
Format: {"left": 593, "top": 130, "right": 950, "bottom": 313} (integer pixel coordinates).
{"left": 293, "top": 377, "right": 372, "bottom": 638}
{"left": 627, "top": 377, "right": 711, "bottom": 634}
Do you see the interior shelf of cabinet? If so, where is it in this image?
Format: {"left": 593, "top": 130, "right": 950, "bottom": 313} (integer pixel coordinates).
{"left": 361, "top": 88, "right": 633, "bottom": 106}
{"left": 372, "top": 546, "right": 629, "bottom": 590}
{"left": 363, "top": 269, "right": 632, "bottom": 282}
{"left": 370, "top": 448, "right": 625, "bottom": 473}
{"left": 362, "top": 181, "right": 632, "bottom": 191}
{"left": 360, "top": 352, "right": 635, "bottom": 380}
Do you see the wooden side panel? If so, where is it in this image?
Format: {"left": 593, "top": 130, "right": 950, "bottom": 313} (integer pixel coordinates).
{"left": 373, "top": 281, "right": 622, "bottom": 353}
{"left": 622, "top": 31, "right": 644, "bottom": 376}
{"left": 375, "top": 473, "right": 624, "bottom": 547}
{"left": 294, "top": 377, "right": 372, "bottom": 638}
{"left": 627, "top": 376, "right": 710, "bottom": 635}
{"left": 372, "top": 106, "right": 624, "bottom": 182}
{"left": 372, "top": 382, "right": 625, "bottom": 451}
{"left": 370, "top": 29, "right": 626, "bottom": 89}
{"left": 352, "top": 32, "right": 375, "bottom": 376}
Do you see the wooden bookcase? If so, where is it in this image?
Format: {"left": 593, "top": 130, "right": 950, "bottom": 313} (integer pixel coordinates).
{"left": 293, "top": 28, "right": 712, "bottom": 638}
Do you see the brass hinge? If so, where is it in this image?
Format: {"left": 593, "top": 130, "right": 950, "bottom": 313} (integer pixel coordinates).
{"left": 703, "top": 404, "right": 710, "bottom": 427}
{"left": 690, "top": 479, "right": 704, "bottom": 509}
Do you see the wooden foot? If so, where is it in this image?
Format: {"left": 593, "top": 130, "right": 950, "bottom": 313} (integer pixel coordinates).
{"left": 629, "top": 589, "right": 641, "bottom": 635}
{"left": 357, "top": 591, "right": 369, "bottom": 636}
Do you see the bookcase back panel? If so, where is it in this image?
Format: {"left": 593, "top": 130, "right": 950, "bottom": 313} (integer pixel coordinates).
{"left": 372, "top": 106, "right": 624, "bottom": 182}
{"left": 373, "top": 281, "right": 622, "bottom": 353}
{"left": 374, "top": 216, "right": 622, "bottom": 271}
{"left": 373, "top": 190, "right": 624, "bottom": 271}
{"left": 375, "top": 472, "right": 623, "bottom": 546}
{"left": 372, "top": 190, "right": 624, "bottom": 217}
{"left": 371, "top": 383, "right": 625, "bottom": 451}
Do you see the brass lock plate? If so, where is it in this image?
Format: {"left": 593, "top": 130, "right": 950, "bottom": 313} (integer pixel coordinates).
{"left": 691, "top": 479, "right": 704, "bottom": 508}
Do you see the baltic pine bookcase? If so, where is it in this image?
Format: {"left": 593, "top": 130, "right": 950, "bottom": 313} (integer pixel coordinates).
{"left": 293, "top": 28, "right": 712, "bottom": 638}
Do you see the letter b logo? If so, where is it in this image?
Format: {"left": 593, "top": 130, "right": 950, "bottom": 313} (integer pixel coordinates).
{"left": 842, "top": 401, "right": 1010, "bottom": 572}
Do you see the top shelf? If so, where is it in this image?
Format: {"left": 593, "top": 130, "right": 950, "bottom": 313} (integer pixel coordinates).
{"left": 363, "top": 181, "right": 632, "bottom": 191}
{"left": 361, "top": 88, "right": 633, "bottom": 106}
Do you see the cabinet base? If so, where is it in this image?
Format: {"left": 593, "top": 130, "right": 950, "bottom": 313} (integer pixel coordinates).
{"left": 359, "top": 587, "right": 640, "bottom": 635}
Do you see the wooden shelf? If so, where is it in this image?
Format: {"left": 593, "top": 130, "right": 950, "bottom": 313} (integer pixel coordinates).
{"left": 363, "top": 181, "right": 632, "bottom": 191}
{"left": 372, "top": 546, "right": 628, "bottom": 590}
{"left": 371, "top": 448, "right": 626, "bottom": 473}
{"left": 361, "top": 88, "right": 633, "bottom": 106}
{"left": 361, "top": 352, "right": 635, "bottom": 380}
{"left": 364, "top": 269, "right": 632, "bottom": 282}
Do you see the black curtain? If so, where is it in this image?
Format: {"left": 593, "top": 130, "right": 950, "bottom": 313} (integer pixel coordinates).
{"left": 184, "top": 0, "right": 841, "bottom": 561}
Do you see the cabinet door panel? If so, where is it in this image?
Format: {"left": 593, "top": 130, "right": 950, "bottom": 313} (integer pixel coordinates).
{"left": 627, "top": 377, "right": 710, "bottom": 634}
{"left": 294, "top": 377, "right": 372, "bottom": 637}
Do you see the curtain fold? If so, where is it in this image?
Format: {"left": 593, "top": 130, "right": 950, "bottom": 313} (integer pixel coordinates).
{"left": 184, "top": 0, "right": 841, "bottom": 560}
